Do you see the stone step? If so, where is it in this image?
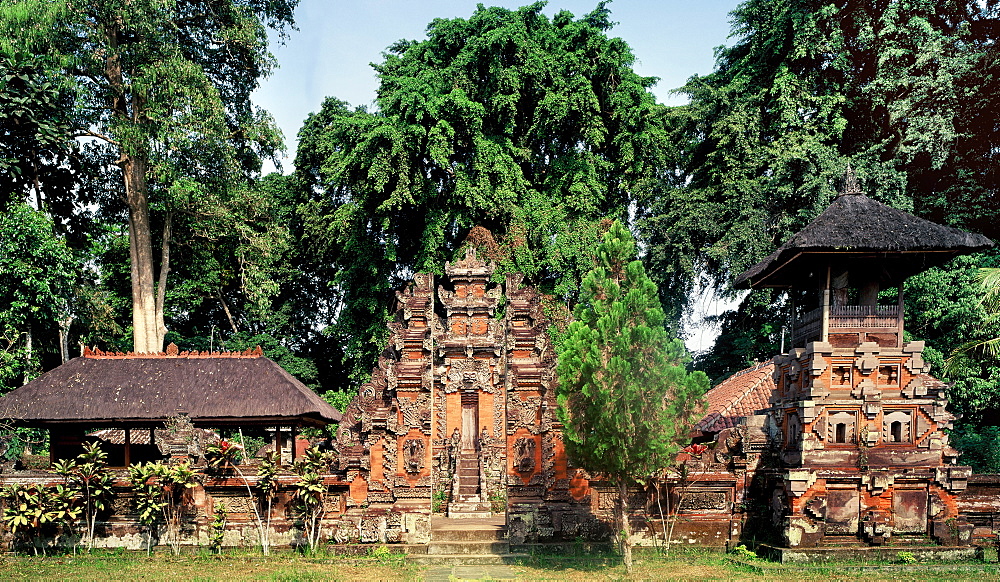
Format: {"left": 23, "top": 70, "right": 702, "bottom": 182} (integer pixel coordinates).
{"left": 427, "top": 541, "right": 509, "bottom": 555}
{"left": 407, "top": 553, "right": 529, "bottom": 566}
{"left": 446, "top": 505, "right": 493, "bottom": 519}
{"left": 433, "top": 517, "right": 505, "bottom": 538}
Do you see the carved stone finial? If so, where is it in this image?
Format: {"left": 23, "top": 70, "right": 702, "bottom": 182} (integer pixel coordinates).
{"left": 166, "top": 342, "right": 179, "bottom": 356}
{"left": 840, "top": 165, "right": 864, "bottom": 196}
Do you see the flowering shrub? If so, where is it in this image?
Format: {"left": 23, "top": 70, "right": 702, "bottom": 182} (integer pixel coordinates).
{"left": 204, "top": 440, "right": 244, "bottom": 471}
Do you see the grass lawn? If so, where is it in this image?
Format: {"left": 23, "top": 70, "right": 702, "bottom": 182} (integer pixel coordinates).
{"left": 2, "top": 548, "right": 999, "bottom": 581}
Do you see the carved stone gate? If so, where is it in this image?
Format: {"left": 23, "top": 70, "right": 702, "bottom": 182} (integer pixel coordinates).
{"left": 334, "top": 249, "right": 563, "bottom": 519}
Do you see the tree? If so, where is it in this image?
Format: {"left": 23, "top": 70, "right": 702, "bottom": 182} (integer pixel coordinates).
{"left": 642, "top": 0, "right": 999, "bottom": 320}
{"left": 1, "top": 0, "right": 296, "bottom": 353}
{"left": 294, "top": 2, "right": 671, "bottom": 385}
{"left": 0, "top": 203, "right": 77, "bottom": 388}
{"left": 556, "top": 221, "right": 709, "bottom": 572}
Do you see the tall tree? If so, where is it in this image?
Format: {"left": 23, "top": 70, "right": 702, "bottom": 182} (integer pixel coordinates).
{"left": 1, "top": 0, "right": 296, "bottom": 353}
{"left": 645, "top": 0, "right": 1000, "bottom": 380}
{"left": 0, "top": 203, "right": 77, "bottom": 388}
{"left": 295, "top": 2, "right": 671, "bottom": 385}
{"left": 556, "top": 221, "right": 708, "bottom": 572}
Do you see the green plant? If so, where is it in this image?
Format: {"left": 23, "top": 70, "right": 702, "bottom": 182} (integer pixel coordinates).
{"left": 57, "top": 441, "right": 114, "bottom": 551}
{"left": 897, "top": 550, "right": 917, "bottom": 564}
{"left": 368, "top": 544, "right": 392, "bottom": 564}
{"left": 291, "top": 446, "right": 336, "bottom": 554}
{"left": 432, "top": 488, "right": 448, "bottom": 513}
{"left": 127, "top": 460, "right": 197, "bottom": 556}
{"left": 730, "top": 544, "right": 757, "bottom": 560}
{"left": 128, "top": 462, "right": 165, "bottom": 556}
{"left": 204, "top": 439, "right": 244, "bottom": 472}
{"left": 488, "top": 488, "right": 506, "bottom": 514}
{"left": 208, "top": 503, "right": 226, "bottom": 554}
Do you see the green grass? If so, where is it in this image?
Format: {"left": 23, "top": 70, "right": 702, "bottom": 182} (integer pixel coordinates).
{"left": 0, "top": 547, "right": 998, "bottom": 581}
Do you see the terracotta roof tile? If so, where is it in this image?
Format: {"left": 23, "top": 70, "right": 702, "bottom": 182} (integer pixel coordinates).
{"left": 695, "top": 361, "right": 776, "bottom": 434}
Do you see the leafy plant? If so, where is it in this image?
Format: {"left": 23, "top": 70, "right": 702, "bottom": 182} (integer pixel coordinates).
{"left": 730, "top": 544, "right": 758, "bottom": 561}
{"left": 128, "top": 460, "right": 197, "bottom": 555}
{"left": 208, "top": 503, "right": 226, "bottom": 555}
{"left": 204, "top": 439, "right": 244, "bottom": 472}
{"left": 58, "top": 441, "right": 114, "bottom": 551}
{"left": 556, "top": 221, "right": 710, "bottom": 573}
{"left": 897, "top": 550, "right": 918, "bottom": 564}
{"left": 291, "top": 446, "right": 336, "bottom": 554}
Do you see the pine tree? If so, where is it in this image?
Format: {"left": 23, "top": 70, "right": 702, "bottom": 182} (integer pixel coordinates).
{"left": 556, "top": 221, "right": 709, "bottom": 572}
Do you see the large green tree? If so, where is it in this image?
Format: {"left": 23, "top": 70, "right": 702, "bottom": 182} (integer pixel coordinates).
{"left": 0, "top": 0, "right": 297, "bottom": 353}
{"left": 294, "top": 2, "right": 671, "bottom": 385}
{"left": 646, "top": 0, "right": 1000, "bottom": 381}
{"left": 556, "top": 221, "right": 708, "bottom": 572}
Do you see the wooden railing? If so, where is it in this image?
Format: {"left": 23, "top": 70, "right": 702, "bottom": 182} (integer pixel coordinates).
{"left": 791, "top": 304, "right": 901, "bottom": 346}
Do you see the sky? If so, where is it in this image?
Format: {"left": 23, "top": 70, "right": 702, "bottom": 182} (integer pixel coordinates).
{"left": 250, "top": 0, "right": 744, "bottom": 350}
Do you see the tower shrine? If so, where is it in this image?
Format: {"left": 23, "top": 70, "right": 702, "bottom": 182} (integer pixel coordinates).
{"left": 736, "top": 171, "right": 993, "bottom": 547}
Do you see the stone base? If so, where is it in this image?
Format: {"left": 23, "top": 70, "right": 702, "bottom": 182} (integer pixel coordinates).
{"left": 760, "top": 544, "right": 978, "bottom": 564}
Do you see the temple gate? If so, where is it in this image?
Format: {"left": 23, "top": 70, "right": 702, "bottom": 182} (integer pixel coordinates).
{"left": 334, "top": 249, "right": 575, "bottom": 530}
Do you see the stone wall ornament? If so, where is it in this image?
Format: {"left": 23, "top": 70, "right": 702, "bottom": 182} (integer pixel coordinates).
{"left": 513, "top": 437, "right": 536, "bottom": 473}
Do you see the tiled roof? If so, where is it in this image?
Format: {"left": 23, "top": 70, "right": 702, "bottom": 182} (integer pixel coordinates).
{"left": 694, "top": 361, "right": 776, "bottom": 434}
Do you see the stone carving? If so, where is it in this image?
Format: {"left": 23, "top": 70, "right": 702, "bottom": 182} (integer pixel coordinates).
{"left": 402, "top": 439, "right": 425, "bottom": 474}
{"left": 513, "top": 437, "right": 536, "bottom": 473}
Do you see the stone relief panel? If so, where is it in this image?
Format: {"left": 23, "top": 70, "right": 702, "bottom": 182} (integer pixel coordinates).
{"left": 513, "top": 437, "right": 536, "bottom": 473}
{"left": 402, "top": 438, "right": 425, "bottom": 475}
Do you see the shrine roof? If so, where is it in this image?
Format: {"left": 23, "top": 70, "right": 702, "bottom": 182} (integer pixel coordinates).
{"left": 0, "top": 344, "right": 342, "bottom": 427}
{"left": 695, "top": 361, "right": 775, "bottom": 434}
{"left": 735, "top": 192, "right": 993, "bottom": 289}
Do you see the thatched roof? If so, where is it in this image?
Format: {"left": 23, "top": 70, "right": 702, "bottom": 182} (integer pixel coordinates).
{"left": 736, "top": 192, "right": 994, "bottom": 289}
{"left": 0, "top": 345, "right": 342, "bottom": 428}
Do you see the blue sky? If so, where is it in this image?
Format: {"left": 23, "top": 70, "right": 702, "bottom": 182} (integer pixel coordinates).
{"left": 253, "top": 0, "right": 741, "bottom": 171}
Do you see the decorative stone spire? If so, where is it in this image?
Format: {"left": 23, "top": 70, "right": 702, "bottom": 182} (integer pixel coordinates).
{"left": 839, "top": 165, "right": 864, "bottom": 196}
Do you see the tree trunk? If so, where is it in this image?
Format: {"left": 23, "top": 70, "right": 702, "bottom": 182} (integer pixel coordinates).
{"left": 617, "top": 477, "right": 634, "bottom": 573}
{"left": 104, "top": 14, "right": 163, "bottom": 354}
{"left": 123, "top": 156, "right": 160, "bottom": 353}
{"left": 156, "top": 212, "right": 172, "bottom": 348}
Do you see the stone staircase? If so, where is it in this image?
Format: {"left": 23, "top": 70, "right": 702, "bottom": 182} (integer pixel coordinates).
{"left": 407, "top": 516, "right": 527, "bottom": 565}
{"left": 447, "top": 454, "right": 491, "bottom": 518}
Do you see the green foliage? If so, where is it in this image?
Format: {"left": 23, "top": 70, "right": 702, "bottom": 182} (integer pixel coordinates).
{"left": 0, "top": 202, "right": 79, "bottom": 389}
{"left": 643, "top": 0, "right": 1000, "bottom": 336}
{"left": 204, "top": 439, "right": 245, "bottom": 472}
{"left": 62, "top": 442, "right": 115, "bottom": 551}
{"left": 208, "top": 503, "right": 226, "bottom": 554}
{"left": 0, "top": 481, "right": 80, "bottom": 555}
{"left": 729, "top": 544, "right": 757, "bottom": 561}
{"left": 0, "top": 0, "right": 299, "bottom": 353}
{"left": 321, "top": 390, "right": 356, "bottom": 414}
{"left": 128, "top": 459, "right": 197, "bottom": 555}
{"left": 556, "top": 221, "right": 709, "bottom": 572}
{"left": 557, "top": 221, "right": 710, "bottom": 478}
{"left": 897, "top": 551, "right": 918, "bottom": 564}
{"left": 949, "top": 425, "right": 1000, "bottom": 474}
{"left": 291, "top": 446, "right": 335, "bottom": 554}
{"left": 295, "top": 3, "right": 671, "bottom": 386}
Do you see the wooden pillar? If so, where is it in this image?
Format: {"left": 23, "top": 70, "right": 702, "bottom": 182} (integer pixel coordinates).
{"left": 820, "top": 266, "right": 831, "bottom": 342}
{"left": 896, "top": 287, "right": 905, "bottom": 348}
{"left": 290, "top": 426, "right": 298, "bottom": 464}
{"left": 124, "top": 428, "right": 132, "bottom": 467}
{"left": 274, "top": 428, "right": 282, "bottom": 467}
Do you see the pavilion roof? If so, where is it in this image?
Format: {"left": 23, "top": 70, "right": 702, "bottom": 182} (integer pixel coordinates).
{"left": 735, "top": 191, "right": 993, "bottom": 289}
{"left": 0, "top": 344, "right": 342, "bottom": 428}
{"left": 694, "top": 361, "right": 775, "bottom": 434}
